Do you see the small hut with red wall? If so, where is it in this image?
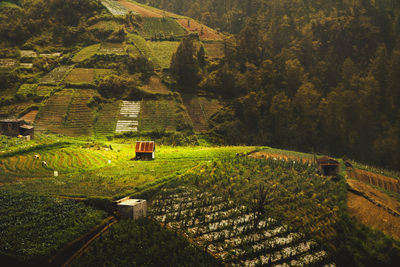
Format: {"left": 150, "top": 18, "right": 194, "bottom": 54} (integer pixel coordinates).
{"left": 135, "top": 141, "right": 155, "bottom": 160}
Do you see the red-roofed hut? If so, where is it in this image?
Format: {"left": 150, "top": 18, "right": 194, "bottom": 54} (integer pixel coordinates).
{"left": 135, "top": 141, "right": 155, "bottom": 160}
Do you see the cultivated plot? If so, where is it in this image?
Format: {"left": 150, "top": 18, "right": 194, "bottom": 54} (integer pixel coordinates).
{"left": 115, "top": 101, "right": 141, "bottom": 133}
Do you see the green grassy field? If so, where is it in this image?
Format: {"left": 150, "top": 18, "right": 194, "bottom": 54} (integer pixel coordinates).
{"left": 139, "top": 17, "right": 186, "bottom": 39}
{"left": 1, "top": 133, "right": 400, "bottom": 265}
{"left": 138, "top": 99, "right": 188, "bottom": 132}
{"left": 147, "top": 41, "right": 179, "bottom": 69}
{"left": 72, "top": 44, "right": 101, "bottom": 63}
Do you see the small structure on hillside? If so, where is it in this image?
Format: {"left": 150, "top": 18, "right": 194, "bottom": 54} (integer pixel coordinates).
{"left": 116, "top": 198, "right": 147, "bottom": 220}
{"left": 0, "top": 119, "right": 34, "bottom": 139}
{"left": 317, "top": 156, "right": 340, "bottom": 176}
{"left": 135, "top": 141, "right": 155, "bottom": 160}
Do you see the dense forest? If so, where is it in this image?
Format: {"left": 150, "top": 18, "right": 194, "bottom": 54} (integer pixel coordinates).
{"left": 141, "top": 0, "right": 400, "bottom": 170}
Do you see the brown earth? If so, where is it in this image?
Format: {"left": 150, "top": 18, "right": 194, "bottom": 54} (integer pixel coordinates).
{"left": 346, "top": 177, "right": 400, "bottom": 240}
{"left": 118, "top": 0, "right": 162, "bottom": 17}
{"left": 20, "top": 110, "right": 38, "bottom": 123}
{"left": 347, "top": 191, "right": 400, "bottom": 240}
{"left": 347, "top": 168, "right": 400, "bottom": 194}
{"left": 141, "top": 76, "right": 170, "bottom": 95}
{"left": 177, "top": 19, "right": 223, "bottom": 40}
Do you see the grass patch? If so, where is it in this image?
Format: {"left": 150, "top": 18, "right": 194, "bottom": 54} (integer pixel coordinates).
{"left": 140, "top": 17, "right": 186, "bottom": 39}
{"left": 16, "top": 84, "right": 38, "bottom": 98}
{"left": 72, "top": 44, "right": 101, "bottom": 63}
{"left": 147, "top": 41, "right": 179, "bottom": 69}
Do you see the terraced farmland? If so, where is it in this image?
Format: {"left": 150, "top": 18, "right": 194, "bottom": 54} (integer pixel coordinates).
{"left": 0, "top": 146, "right": 116, "bottom": 181}
{"left": 115, "top": 101, "right": 141, "bottom": 133}
{"left": 16, "top": 84, "right": 37, "bottom": 97}
{"left": 101, "top": 0, "right": 130, "bottom": 16}
{"left": 182, "top": 96, "right": 222, "bottom": 132}
{"left": 36, "top": 85, "right": 56, "bottom": 97}
{"left": 64, "top": 89, "right": 96, "bottom": 136}
{"left": 98, "top": 42, "right": 126, "bottom": 55}
{"left": 347, "top": 168, "right": 400, "bottom": 194}
{"left": 138, "top": 99, "right": 184, "bottom": 131}
{"left": 94, "top": 100, "right": 121, "bottom": 137}
{"left": 35, "top": 89, "right": 74, "bottom": 133}
{"left": 72, "top": 44, "right": 101, "bottom": 63}
{"left": 141, "top": 76, "right": 170, "bottom": 95}
{"left": 64, "top": 68, "right": 95, "bottom": 85}
{"left": 35, "top": 89, "right": 97, "bottom": 136}
{"left": 147, "top": 41, "right": 179, "bottom": 69}
{"left": 40, "top": 65, "right": 74, "bottom": 85}
{"left": 140, "top": 17, "right": 186, "bottom": 39}
{"left": 152, "top": 187, "right": 330, "bottom": 266}
{"left": 64, "top": 68, "right": 114, "bottom": 86}
{"left": 20, "top": 110, "right": 38, "bottom": 124}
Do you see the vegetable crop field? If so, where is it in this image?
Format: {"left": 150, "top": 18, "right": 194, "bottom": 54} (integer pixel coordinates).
{"left": 139, "top": 17, "right": 186, "bottom": 39}
{"left": 0, "top": 191, "right": 107, "bottom": 263}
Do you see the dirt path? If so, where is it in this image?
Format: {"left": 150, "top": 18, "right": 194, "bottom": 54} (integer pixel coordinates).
{"left": 346, "top": 178, "right": 400, "bottom": 240}
{"left": 118, "top": 0, "right": 162, "bottom": 17}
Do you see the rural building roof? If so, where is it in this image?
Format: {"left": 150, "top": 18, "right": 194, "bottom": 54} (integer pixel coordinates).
{"left": 118, "top": 199, "right": 145, "bottom": 206}
{"left": 19, "top": 125, "right": 34, "bottom": 129}
{"left": 317, "top": 156, "right": 339, "bottom": 166}
{"left": 135, "top": 141, "right": 155, "bottom": 153}
{"left": 0, "top": 119, "right": 24, "bottom": 123}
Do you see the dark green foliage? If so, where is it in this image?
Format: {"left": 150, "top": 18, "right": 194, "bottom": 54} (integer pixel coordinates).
{"left": 72, "top": 218, "right": 222, "bottom": 267}
{"left": 0, "top": 190, "right": 107, "bottom": 262}
{"left": 143, "top": 0, "right": 400, "bottom": 171}
{"left": 170, "top": 37, "right": 201, "bottom": 89}
{"left": 0, "top": 0, "right": 104, "bottom": 47}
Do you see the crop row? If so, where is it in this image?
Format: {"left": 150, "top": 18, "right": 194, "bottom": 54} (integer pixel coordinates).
{"left": 0, "top": 147, "right": 115, "bottom": 179}
{"left": 150, "top": 186, "right": 330, "bottom": 266}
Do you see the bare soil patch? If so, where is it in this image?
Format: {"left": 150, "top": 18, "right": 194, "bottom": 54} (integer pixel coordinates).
{"left": 118, "top": 0, "right": 162, "bottom": 17}
{"left": 347, "top": 191, "right": 400, "bottom": 240}
{"left": 20, "top": 110, "right": 38, "bottom": 123}
{"left": 141, "top": 76, "right": 170, "bottom": 94}
{"left": 347, "top": 179, "right": 400, "bottom": 216}
{"left": 177, "top": 19, "right": 223, "bottom": 40}
{"left": 348, "top": 168, "right": 400, "bottom": 194}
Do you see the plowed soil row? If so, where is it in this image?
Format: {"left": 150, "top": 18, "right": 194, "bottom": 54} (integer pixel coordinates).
{"left": 346, "top": 178, "right": 400, "bottom": 240}
{"left": 347, "top": 168, "right": 400, "bottom": 194}
{"left": 118, "top": 0, "right": 162, "bottom": 17}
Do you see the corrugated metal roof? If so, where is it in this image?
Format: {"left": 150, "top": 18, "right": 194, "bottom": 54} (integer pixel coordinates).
{"left": 135, "top": 141, "right": 155, "bottom": 153}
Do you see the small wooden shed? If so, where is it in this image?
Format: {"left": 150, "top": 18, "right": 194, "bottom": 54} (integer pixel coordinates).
{"left": 0, "top": 119, "right": 34, "bottom": 139}
{"left": 0, "top": 119, "right": 25, "bottom": 136}
{"left": 116, "top": 198, "right": 147, "bottom": 220}
{"left": 19, "top": 124, "right": 34, "bottom": 139}
{"left": 135, "top": 141, "right": 155, "bottom": 160}
{"left": 317, "top": 156, "right": 340, "bottom": 176}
